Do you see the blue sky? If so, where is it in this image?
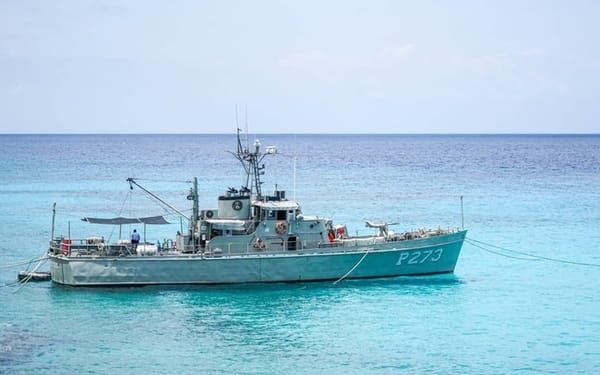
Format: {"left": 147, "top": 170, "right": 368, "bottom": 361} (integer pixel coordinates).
{"left": 1, "top": 1, "right": 599, "bottom": 133}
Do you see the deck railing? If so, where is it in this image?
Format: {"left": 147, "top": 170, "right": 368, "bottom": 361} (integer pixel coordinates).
{"left": 49, "top": 237, "right": 132, "bottom": 256}
{"left": 50, "top": 228, "right": 461, "bottom": 257}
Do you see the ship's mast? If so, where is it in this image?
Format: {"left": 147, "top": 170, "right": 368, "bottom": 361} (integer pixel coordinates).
{"left": 231, "top": 128, "right": 277, "bottom": 200}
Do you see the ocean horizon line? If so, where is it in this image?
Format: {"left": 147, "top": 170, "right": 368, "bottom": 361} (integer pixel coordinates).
{"left": 1, "top": 132, "right": 599, "bottom": 137}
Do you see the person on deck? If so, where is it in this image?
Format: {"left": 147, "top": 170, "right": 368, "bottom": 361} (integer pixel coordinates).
{"left": 131, "top": 229, "right": 140, "bottom": 251}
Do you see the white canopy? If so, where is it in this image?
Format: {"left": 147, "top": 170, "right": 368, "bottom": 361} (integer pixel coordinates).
{"left": 253, "top": 200, "right": 300, "bottom": 211}
{"left": 206, "top": 219, "right": 246, "bottom": 230}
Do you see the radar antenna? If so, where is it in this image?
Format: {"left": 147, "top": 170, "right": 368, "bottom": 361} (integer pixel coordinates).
{"left": 229, "top": 128, "right": 277, "bottom": 199}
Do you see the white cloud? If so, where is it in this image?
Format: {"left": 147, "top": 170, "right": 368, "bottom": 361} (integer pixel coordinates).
{"left": 278, "top": 44, "right": 416, "bottom": 72}
{"left": 278, "top": 50, "right": 348, "bottom": 69}
{"left": 521, "top": 47, "right": 547, "bottom": 57}
{"left": 467, "top": 54, "right": 515, "bottom": 72}
{"left": 377, "top": 44, "right": 416, "bottom": 61}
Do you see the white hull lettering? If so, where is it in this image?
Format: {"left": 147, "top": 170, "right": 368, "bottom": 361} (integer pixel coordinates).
{"left": 396, "top": 248, "right": 444, "bottom": 265}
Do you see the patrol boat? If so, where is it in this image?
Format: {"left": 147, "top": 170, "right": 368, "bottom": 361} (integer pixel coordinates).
{"left": 47, "top": 131, "right": 466, "bottom": 286}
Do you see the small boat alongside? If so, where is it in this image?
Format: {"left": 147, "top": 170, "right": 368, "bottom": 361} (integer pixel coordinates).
{"left": 47, "top": 130, "right": 466, "bottom": 286}
{"left": 17, "top": 271, "right": 52, "bottom": 282}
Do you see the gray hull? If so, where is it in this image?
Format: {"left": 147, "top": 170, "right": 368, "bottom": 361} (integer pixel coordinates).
{"left": 49, "top": 231, "right": 466, "bottom": 286}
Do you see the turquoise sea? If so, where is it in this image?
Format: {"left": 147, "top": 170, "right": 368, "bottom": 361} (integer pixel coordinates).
{"left": 1, "top": 134, "right": 599, "bottom": 374}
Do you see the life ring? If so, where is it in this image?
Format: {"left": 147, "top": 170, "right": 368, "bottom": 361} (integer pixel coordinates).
{"left": 60, "top": 239, "right": 71, "bottom": 255}
{"left": 275, "top": 221, "right": 288, "bottom": 235}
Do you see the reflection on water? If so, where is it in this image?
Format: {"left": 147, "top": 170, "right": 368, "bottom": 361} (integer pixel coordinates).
{"left": 45, "top": 274, "right": 465, "bottom": 357}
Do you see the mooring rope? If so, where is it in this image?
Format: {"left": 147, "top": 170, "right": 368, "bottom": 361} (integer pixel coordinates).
{"left": 466, "top": 237, "right": 600, "bottom": 267}
{"left": 465, "top": 239, "right": 541, "bottom": 261}
{"left": 0, "top": 256, "right": 49, "bottom": 270}
{"left": 333, "top": 249, "right": 370, "bottom": 285}
{"left": 11, "top": 256, "right": 49, "bottom": 293}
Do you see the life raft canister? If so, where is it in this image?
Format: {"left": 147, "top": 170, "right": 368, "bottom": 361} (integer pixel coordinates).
{"left": 253, "top": 237, "right": 265, "bottom": 250}
{"left": 60, "top": 239, "right": 72, "bottom": 255}
{"left": 275, "top": 221, "right": 288, "bottom": 235}
{"left": 328, "top": 230, "right": 335, "bottom": 243}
